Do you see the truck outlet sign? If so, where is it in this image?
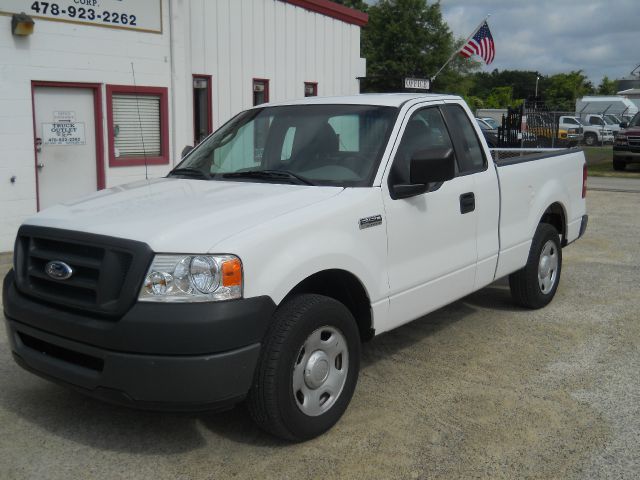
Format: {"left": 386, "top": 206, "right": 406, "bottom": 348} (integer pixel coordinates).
{"left": 0, "top": 0, "right": 162, "bottom": 33}
{"left": 42, "top": 122, "right": 86, "bottom": 145}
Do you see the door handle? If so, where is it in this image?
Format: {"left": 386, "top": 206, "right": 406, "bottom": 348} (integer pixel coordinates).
{"left": 37, "top": 163, "right": 45, "bottom": 170}
{"left": 460, "top": 192, "right": 475, "bottom": 214}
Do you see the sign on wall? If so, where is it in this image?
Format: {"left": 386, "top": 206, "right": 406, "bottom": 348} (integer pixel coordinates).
{"left": 42, "top": 122, "right": 86, "bottom": 145}
{"left": 0, "top": 0, "right": 161, "bottom": 33}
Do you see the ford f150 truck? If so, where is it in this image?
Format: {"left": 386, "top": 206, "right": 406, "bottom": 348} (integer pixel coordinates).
{"left": 613, "top": 112, "right": 640, "bottom": 170}
{"left": 3, "top": 94, "right": 588, "bottom": 441}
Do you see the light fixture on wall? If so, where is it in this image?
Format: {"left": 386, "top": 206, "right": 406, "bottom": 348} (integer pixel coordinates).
{"left": 11, "top": 12, "right": 35, "bottom": 36}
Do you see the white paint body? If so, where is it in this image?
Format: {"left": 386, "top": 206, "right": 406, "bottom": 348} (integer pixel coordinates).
{"left": 22, "top": 94, "right": 588, "bottom": 336}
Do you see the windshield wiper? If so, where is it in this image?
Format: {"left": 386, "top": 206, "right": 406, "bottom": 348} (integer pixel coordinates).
{"left": 222, "top": 170, "right": 315, "bottom": 186}
{"left": 168, "top": 167, "right": 211, "bottom": 180}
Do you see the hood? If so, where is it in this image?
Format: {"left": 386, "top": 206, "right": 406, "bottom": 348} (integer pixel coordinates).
{"left": 621, "top": 126, "right": 640, "bottom": 136}
{"left": 26, "top": 178, "right": 343, "bottom": 252}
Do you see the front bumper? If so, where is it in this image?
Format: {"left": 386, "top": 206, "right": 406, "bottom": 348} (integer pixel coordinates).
{"left": 3, "top": 270, "right": 275, "bottom": 410}
{"left": 613, "top": 145, "right": 640, "bottom": 163}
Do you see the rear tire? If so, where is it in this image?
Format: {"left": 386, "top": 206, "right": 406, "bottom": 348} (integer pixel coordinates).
{"left": 509, "top": 223, "right": 562, "bottom": 309}
{"left": 247, "top": 294, "right": 360, "bottom": 441}
{"left": 613, "top": 159, "right": 626, "bottom": 171}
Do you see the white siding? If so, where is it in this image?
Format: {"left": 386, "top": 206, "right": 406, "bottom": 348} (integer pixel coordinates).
{"left": 190, "top": 0, "right": 364, "bottom": 131}
{"left": 0, "top": 0, "right": 365, "bottom": 250}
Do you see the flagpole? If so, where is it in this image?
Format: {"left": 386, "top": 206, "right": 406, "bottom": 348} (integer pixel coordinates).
{"left": 431, "top": 14, "right": 491, "bottom": 83}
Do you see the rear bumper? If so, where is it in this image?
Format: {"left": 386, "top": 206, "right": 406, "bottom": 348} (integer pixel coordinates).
{"left": 3, "top": 270, "right": 275, "bottom": 410}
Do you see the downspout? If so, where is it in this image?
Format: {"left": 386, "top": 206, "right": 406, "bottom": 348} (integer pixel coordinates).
{"left": 168, "top": 0, "right": 178, "bottom": 166}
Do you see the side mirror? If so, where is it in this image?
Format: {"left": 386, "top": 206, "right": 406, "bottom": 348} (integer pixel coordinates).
{"left": 410, "top": 146, "right": 456, "bottom": 184}
{"left": 181, "top": 145, "right": 194, "bottom": 158}
{"left": 391, "top": 146, "right": 456, "bottom": 199}
{"left": 620, "top": 122, "right": 628, "bottom": 129}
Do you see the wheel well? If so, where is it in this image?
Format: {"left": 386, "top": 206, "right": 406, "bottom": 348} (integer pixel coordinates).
{"left": 285, "top": 270, "right": 374, "bottom": 342}
{"left": 540, "top": 202, "right": 567, "bottom": 246}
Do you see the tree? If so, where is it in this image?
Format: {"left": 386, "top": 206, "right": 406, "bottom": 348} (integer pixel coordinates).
{"left": 597, "top": 76, "right": 618, "bottom": 95}
{"left": 331, "top": 0, "right": 369, "bottom": 11}
{"left": 360, "top": 0, "right": 475, "bottom": 92}
{"left": 543, "top": 71, "right": 594, "bottom": 111}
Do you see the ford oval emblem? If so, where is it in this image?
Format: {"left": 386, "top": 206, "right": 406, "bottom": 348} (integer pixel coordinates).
{"left": 45, "top": 261, "right": 74, "bottom": 281}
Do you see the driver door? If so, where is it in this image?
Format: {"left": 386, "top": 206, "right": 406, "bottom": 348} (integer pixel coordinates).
{"left": 381, "top": 104, "right": 478, "bottom": 333}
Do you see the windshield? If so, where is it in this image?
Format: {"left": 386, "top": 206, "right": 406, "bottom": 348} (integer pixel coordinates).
{"left": 170, "top": 104, "right": 398, "bottom": 187}
{"left": 603, "top": 116, "right": 617, "bottom": 125}
{"left": 482, "top": 118, "right": 499, "bottom": 129}
{"left": 629, "top": 112, "right": 640, "bottom": 127}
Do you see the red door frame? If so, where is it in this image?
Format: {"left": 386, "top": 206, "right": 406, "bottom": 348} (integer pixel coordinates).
{"left": 31, "top": 81, "right": 105, "bottom": 211}
{"left": 192, "top": 74, "right": 213, "bottom": 145}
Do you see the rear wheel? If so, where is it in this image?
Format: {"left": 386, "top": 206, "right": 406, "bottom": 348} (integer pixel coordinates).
{"left": 247, "top": 294, "right": 360, "bottom": 441}
{"left": 613, "top": 158, "right": 626, "bottom": 171}
{"left": 509, "top": 223, "right": 562, "bottom": 309}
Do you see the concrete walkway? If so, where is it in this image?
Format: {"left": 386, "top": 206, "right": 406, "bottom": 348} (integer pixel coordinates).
{"left": 588, "top": 176, "right": 640, "bottom": 193}
{"left": 0, "top": 252, "right": 11, "bottom": 267}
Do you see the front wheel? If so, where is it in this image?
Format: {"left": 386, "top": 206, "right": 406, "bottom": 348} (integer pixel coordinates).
{"left": 509, "top": 223, "right": 562, "bottom": 309}
{"left": 583, "top": 133, "right": 597, "bottom": 146}
{"left": 247, "top": 294, "right": 360, "bottom": 441}
{"left": 613, "top": 158, "right": 626, "bottom": 171}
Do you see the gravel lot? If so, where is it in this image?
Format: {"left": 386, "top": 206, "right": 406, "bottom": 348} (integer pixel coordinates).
{"left": 1, "top": 189, "right": 638, "bottom": 479}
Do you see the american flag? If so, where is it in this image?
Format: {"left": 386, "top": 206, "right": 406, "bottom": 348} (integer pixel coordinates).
{"left": 459, "top": 21, "right": 495, "bottom": 65}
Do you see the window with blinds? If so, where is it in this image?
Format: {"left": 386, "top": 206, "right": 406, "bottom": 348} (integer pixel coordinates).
{"left": 107, "top": 84, "right": 168, "bottom": 166}
{"left": 112, "top": 94, "right": 162, "bottom": 157}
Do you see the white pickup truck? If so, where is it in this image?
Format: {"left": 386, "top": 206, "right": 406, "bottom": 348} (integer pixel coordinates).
{"left": 3, "top": 94, "right": 588, "bottom": 441}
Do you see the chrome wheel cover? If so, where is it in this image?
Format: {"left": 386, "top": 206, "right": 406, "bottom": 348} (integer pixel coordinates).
{"left": 292, "top": 326, "right": 349, "bottom": 417}
{"left": 538, "top": 240, "right": 559, "bottom": 294}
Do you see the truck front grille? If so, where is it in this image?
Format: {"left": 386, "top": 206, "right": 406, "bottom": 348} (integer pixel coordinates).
{"left": 628, "top": 136, "right": 640, "bottom": 147}
{"left": 14, "top": 226, "right": 153, "bottom": 318}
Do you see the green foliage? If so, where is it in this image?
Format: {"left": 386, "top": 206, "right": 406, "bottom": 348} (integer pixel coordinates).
{"left": 463, "top": 95, "right": 484, "bottom": 111}
{"left": 331, "top": 0, "right": 369, "bottom": 12}
{"left": 485, "top": 86, "right": 513, "bottom": 108}
{"left": 452, "top": 69, "right": 595, "bottom": 111}
{"left": 360, "top": 0, "right": 477, "bottom": 92}
{"left": 542, "top": 71, "right": 594, "bottom": 110}
{"left": 597, "top": 76, "right": 618, "bottom": 95}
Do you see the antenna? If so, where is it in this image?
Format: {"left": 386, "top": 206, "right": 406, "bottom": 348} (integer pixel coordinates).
{"left": 131, "top": 62, "right": 149, "bottom": 180}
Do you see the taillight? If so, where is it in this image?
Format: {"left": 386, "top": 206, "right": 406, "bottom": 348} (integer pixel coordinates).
{"left": 582, "top": 163, "right": 587, "bottom": 198}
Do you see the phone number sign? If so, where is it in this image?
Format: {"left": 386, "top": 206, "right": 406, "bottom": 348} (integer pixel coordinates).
{"left": 0, "top": 0, "right": 161, "bottom": 33}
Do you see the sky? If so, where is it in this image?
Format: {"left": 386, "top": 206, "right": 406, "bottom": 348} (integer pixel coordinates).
{"left": 438, "top": 0, "right": 639, "bottom": 85}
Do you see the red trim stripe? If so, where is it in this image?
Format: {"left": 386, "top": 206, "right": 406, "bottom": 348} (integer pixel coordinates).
{"left": 283, "top": 0, "right": 368, "bottom": 26}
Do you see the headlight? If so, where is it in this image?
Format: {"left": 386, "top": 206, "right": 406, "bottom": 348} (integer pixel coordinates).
{"left": 139, "top": 254, "right": 242, "bottom": 302}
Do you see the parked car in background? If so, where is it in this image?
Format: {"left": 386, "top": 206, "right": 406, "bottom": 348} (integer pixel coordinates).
{"left": 605, "top": 114, "right": 622, "bottom": 125}
{"left": 583, "top": 114, "right": 621, "bottom": 135}
{"left": 475, "top": 118, "right": 498, "bottom": 147}
{"left": 480, "top": 117, "right": 500, "bottom": 130}
{"left": 613, "top": 112, "right": 640, "bottom": 170}
{"left": 561, "top": 116, "right": 614, "bottom": 146}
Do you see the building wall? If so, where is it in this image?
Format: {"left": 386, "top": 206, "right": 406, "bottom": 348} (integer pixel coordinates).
{"left": 0, "top": 0, "right": 366, "bottom": 251}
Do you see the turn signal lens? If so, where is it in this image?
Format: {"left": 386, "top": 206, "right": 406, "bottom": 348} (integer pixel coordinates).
{"left": 222, "top": 258, "right": 243, "bottom": 287}
{"left": 582, "top": 164, "right": 587, "bottom": 199}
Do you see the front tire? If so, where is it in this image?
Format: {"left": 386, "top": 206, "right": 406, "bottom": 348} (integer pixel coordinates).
{"left": 583, "top": 132, "right": 597, "bottom": 146}
{"left": 613, "top": 158, "right": 626, "bottom": 171}
{"left": 247, "top": 294, "right": 360, "bottom": 441}
{"left": 509, "top": 223, "right": 562, "bottom": 309}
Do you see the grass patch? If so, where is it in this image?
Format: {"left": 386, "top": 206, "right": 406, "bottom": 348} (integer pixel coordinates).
{"left": 582, "top": 146, "right": 640, "bottom": 177}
